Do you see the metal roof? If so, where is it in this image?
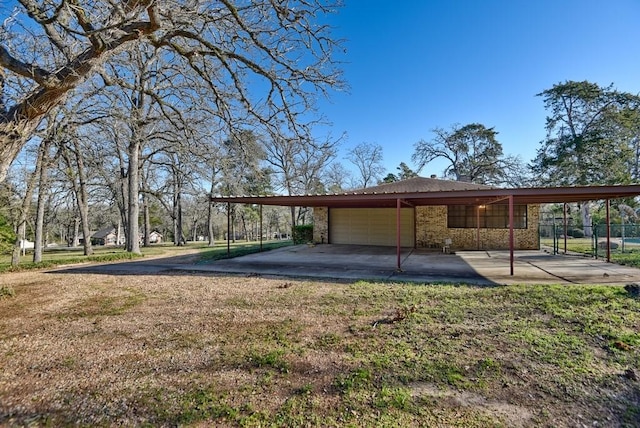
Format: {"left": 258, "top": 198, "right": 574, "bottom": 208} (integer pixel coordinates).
{"left": 210, "top": 183, "right": 640, "bottom": 208}
{"left": 349, "top": 176, "right": 493, "bottom": 193}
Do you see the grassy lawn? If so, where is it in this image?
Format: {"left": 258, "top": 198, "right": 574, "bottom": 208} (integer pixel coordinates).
{"left": 0, "top": 239, "right": 293, "bottom": 273}
{"left": 541, "top": 237, "right": 640, "bottom": 268}
{"left": 197, "top": 239, "right": 294, "bottom": 262}
{"left": 1, "top": 271, "right": 639, "bottom": 427}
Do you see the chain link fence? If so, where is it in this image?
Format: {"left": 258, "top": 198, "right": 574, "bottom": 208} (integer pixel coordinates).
{"left": 539, "top": 222, "right": 640, "bottom": 259}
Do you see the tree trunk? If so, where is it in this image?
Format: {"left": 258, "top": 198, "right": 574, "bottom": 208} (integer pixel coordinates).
{"left": 241, "top": 212, "right": 249, "bottom": 242}
{"left": 172, "top": 189, "right": 178, "bottom": 245}
{"left": 142, "top": 192, "right": 151, "bottom": 247}
{"left": 72, "top": 217, "right": 80, "bottom": 247}
{"left": 11, "top": 222, "right": 25, "bottom": 267}
{"left": 113, "top": 148, "right": 129, "bottom": 241}
{"left": 126, "top": 137, "right": 141, "bottom": 254}
{"left": 230, "top": 208, "right": 236, "bottom": 243}
{"left": 33, "top": 140, "right": 52, "bottom": 263}
{"left": 116, "top": 217, "right": 123, "bottom": 246}
{"left": 11, "top": 155, "right": 41, "bottom": 266}
{"left": 581, "top": 203, "right": 592, "bottom": 238}
{"left": 208, "top": 177, "right": 216, "bottom": 246}
{"left": 78, "top": 196, "right": 93, "bottom": 256}
{"left": 62, "top": 140, "right": 94, "bottom": 256}
{"left": 118, "top": 165, "right": 129, "bottom": 240}
{"left": 172, "top": 214, "right": 178, "bottom": 245}
{"left": 33, "top": 179, "right": 48, "bottom": 262}
{"left": 176, "top": 189, "right": 184, "bottom": 245}
{"left": 207, "top": 199, "right": 216, "bottom": 246}
{"left": 171, "top": 167, "right": 185, "bottom": 246}
{"left": 290, "top": 206, "right": 296, "bottom": 228}
{"left": 75, "top": 146, "right": 93, "bottom": 257}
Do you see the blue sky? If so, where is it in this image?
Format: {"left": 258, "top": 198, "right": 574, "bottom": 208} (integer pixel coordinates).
{"left": 319, "top": 0, "right": 640, "bottom": 179}
{"left": 3, "top": 0, "right": 639, "bottom": 182}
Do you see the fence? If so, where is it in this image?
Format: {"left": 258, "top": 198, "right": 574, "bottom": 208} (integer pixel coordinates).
{"left": 539, "top": 222, "right": 640, "bottom": 258}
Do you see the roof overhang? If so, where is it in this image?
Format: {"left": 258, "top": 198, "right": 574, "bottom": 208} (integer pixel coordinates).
{"left": 210, "top": 184, "right": 640, "bottom": 208}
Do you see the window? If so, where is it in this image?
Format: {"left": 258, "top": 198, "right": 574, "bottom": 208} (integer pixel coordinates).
{"left": 447, "top": 205, "right": 528, "bottom": 229}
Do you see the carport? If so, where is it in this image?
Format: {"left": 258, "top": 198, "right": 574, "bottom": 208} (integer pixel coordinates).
{"left": 210, "top": 184, "right": 640, "bottom": 275}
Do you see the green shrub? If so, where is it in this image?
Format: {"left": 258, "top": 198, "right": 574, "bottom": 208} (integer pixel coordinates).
{"left": 292, "top": 224, "right": 313, "bottom": 244}
{"left": 571, "top": 229, "right": 585, "bottom": 238}
{"left": 0, "top": 285, "right": 15, "bottom": 298}
{"left": 0, "top": 213, "right": 16, "bottom": 255}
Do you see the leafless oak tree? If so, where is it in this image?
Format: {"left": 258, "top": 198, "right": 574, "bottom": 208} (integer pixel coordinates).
{"left": 346, "top": 142, "right": 385, "bottom": 188}
{"left": 0, "top": 0, "right": 344, "bottom": 183}
{"left": 263, "top": 134, "right": 337, "bottom": 225}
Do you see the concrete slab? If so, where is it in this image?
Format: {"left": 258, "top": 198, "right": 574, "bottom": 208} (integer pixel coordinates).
{"left": 185, "top": 244, "right": 640, "bottom": 285}
{"left": 53, "top": 244, "right": 640, "bottom": 285}
{"left": 453, "top": 250, "right": 640, "bottom": 285}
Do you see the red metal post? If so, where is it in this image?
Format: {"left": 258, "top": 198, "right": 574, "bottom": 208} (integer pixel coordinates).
{"left": 476, "top": 205, "right": 481, "bottom": 250}
{"left": 563, "top": 203, "right": 568, "bottom": 254}
{"left": 397, "top": 198, "right": 401, "bottom": 271}
{"left": 413, "top": 206, "right": 417, "bottom": 249}
{"left": 509, "top": 195, "right": 514, "bottom": 276}
{"left": 259, "top": 204, "right": 263, "bottom": 252}
{"left": 606, "top": 199, "right": 611, "bottom": 263}
{"left": 227, "top": 202, "right": 231, "bottom": 257}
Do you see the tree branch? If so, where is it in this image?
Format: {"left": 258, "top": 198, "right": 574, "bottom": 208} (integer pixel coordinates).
{"left": 0, "top": 45, "right": 53, "bottom": 86}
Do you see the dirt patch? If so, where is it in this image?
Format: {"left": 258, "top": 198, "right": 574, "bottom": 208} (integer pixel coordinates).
{"left": 409, "top": 382, "right": 534, "bottom": 427}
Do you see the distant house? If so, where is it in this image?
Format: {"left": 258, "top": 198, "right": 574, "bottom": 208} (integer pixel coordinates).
{"left": 19, "top": 239, "right": 34, "bottom": 250}
{"left": 91, "top": 226, "right": 123, "bottom": 246}
{"left": 148, "top": 231, "right": 163, "bottom": 244}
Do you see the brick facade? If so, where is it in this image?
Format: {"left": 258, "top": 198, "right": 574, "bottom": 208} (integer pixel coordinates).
{"left": 415, "top": 205, "right": 539, "bottom": 250}
{"left": 313, "top": 205, "right": 540, "bottom": 250}
{"left": 312, "top": 207, "right": 329, "bottom": 244}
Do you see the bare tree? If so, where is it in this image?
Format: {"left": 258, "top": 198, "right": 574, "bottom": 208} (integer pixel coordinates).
{"left": 9, "top": 147, "right": 40, "bottom": 266}
{"left": 346, "top": 142, "right": 385, "bottom": 188}
{"left": 263, "top": 134, "right": 337, "bottom": 225}
{"left": 0, "top": 0, "right": 344, "bottom": 184}
{"left": 82, "top": 44, "right": 199, "bottom": 252}
{"left": 59, "top": 130, "right": 94, "bottom": 256}
{"left": 0, "top": 0, "right": 161, "bottom": 183}
{"left": 33, "top": 126, "right": 57, "bottom": 262}
{"left": 324, "top": 162, "right": 352, "bottom": 192}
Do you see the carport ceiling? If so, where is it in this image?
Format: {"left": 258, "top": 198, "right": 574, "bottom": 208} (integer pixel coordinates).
{"left": 210, "top": 184, "right": 640, "bottom": 208}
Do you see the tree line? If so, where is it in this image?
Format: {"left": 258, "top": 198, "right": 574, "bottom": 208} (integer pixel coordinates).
{"left": 2, "top": 2, "right": 640, "bottom": 260}
{"left": 0, "top": 0, "right": 345, "bottom": 264}
{"left": 410, "top": 81, "right": 640, "bottom": 235}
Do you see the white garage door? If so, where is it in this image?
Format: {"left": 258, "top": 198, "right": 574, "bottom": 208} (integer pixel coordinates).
{"left": 329, "top": 208, "right": 415, "bottom": 247}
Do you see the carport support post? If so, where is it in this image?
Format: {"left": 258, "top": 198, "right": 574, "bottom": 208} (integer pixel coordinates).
{"left": 509, "top": 195, "right": 514, "bottom": 276}
{"left": 606, "top": 198, "right": 611, "bottom": 263}
{"left": 563, "top": 203, "right": 568, "bottom": 254}
{"left": 476, "top": 205, "right": 481, "bottom": 250}
{"left": 227, "top": 202, "right": 231, "bottom": 257}
{"left": 396, "top": 198, "right": 401, "bottom": 271}
{"left": 259, "top": 204, "right": 263, "bottom": 252}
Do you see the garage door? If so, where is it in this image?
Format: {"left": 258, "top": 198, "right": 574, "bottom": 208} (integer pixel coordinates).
{"left": 329, "top": 208, "right": 415, "bottom": 247}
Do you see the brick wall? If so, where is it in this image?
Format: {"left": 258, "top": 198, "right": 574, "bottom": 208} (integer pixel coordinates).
{"left": 415, "top": 205, "right": 540, "bottom": 250}
{"left": 312, "top": 207, "right": 329, "bottom": 244}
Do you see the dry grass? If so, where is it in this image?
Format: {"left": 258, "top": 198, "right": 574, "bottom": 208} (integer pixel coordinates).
{"left": 1, "top": 267, "right": 639, "bottom": 427}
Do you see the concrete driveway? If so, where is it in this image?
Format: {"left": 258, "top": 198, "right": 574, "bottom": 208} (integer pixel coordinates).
{"left": 188, "top": 244, "right": 640, "bottom": 285}
{"left": 55, "top": 244, "right": 640, "bottom": 285}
